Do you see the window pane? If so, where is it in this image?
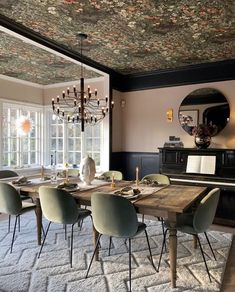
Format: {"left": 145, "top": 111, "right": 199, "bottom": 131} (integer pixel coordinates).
{"left": 68, "top": 152, "right": 74, "bottom": 164}
{"left": 30, "top": 152, "right": 36, "bottom": 164}
{"left": 22, "top": 152, "right": 28, "bottom": 164}
{"left": 74, "top": 138, "right": 81, "bottom": 151}
{"left": 57, "top": 152, "right": 63, "bottom": 164}
{"left": 10, "top": 139, "right": 17, "bottom": 152}
{"left": 22, "top": 138, "right": 29, "bottom": 151}
{"left": 75, "top": 152, "right": 81, "bottom": 163}
{"left": 51, "top": 139, "right": 56, "bottom": 150}
{"left": 58, "top": 125, "right": 63, "bottom": 137}
{"left": 58, "top": 139, "right": 63, "bottom": 150}
{"left": 86, "top": 138, "right": 92, "bottom": 151}
{"left": 93, "top": 153, "right": 100, "bottom": 166}
{"left": 86, "top": 126, "right": 92, "bottom": 137}
{"left": 3, "top": 153, "right": 8, "bottom": 166}
{"left": 10, "top": 152, "right": 17, "bottom": 166}
{"left": 93, "top": 138, "right": 100, "bottom": 151}
{"left": 30, "top": 139, "right": 36, "bottom": 150}
{"left": 68, "top": 138, "right": 74, "bottom": 149}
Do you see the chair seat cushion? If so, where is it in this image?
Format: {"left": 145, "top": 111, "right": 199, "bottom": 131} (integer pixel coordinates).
{"left": 21, "top": 201, "right": 36, "bottom": 214}
{"left": 134, "top": 222, "right": 146, "bottom": 237}
{"left": 164, "top": 213, "right": 197, "bottom": 234}
{"left": 77, "top": 208, "right": 91, "bottom": 221}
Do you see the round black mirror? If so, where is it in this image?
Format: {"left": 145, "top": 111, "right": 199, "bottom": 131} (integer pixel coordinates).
{"left": 179, "top": 88, "right": 230, "bottom": 136}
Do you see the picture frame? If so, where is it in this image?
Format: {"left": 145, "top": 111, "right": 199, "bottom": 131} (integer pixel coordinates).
{"left": 179, "top": 110, "right": 198, "bottom": 135}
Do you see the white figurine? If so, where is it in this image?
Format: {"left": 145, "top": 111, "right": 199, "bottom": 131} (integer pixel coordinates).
{"left": 80, "top": 155, "right": 96, "bottom": 185}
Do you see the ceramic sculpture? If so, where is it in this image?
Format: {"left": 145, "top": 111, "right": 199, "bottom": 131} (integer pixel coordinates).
{"left": 80, "top": 155, "right": 96, "bottom": 185}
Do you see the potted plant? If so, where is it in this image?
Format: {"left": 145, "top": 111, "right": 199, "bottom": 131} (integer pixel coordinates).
{"left": 192, "top": 123, "right": 217, "bottom": 148}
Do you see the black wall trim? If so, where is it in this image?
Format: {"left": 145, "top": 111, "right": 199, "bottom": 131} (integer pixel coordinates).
{"left": 116, "top": 60, "right": 235, "bottom": 92}
{"left": 111, "top": 152, "right": 159, "bottom": 180}
{"left": 1, "top": 14, "right": 235, "bottom": 92}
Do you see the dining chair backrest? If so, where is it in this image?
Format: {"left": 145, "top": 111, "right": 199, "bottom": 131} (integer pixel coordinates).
{"left": 141, "top": 173, "right": 170, "bottom": 185}
{"left": 68, "top": 169, "right": 80, "bottom": 177}
{"left": 0, "top": 182, "right": 22, "bottom": 215}
{"left": 91, "top": 192, "right": 138, "bottom": 238}
{"left": 193, "top": 188, "right": 220, "bottom": 233}
{"left": 101, "top": 171, "right": 123, "bottom": 181}
{"left": 39, "top": 186, "right": 79, "bottom": 224}
{"left": 0, "top": 170, "right": 18, "bottom": 179}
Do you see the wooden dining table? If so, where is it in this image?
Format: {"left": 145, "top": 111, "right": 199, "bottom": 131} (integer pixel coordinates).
{"left": 19, "top": 178, "right": 207, "bottom": 288}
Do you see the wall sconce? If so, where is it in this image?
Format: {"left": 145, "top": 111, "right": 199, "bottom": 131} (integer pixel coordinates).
{"left": 166, "top": 108, "right": 173, "bottom": 122}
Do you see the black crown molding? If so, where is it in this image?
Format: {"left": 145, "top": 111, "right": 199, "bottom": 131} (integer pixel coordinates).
{"left": 1, "top": 14, "right": 235, "bottom": 92}
{"left": 116, "top": 60, "right": 235, "bottom": 92}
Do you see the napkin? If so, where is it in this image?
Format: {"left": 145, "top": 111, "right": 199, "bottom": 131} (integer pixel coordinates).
{"left": 57, "top": 182, "right": 78, "bottom": 189}
{"left": 12, "top": 176, "right": 29, "bottom": 185}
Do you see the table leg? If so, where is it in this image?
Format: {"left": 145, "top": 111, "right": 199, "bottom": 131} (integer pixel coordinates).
{"left": 93, "top": 225, "right": 99, "bottom": 261}
{"left": 35, "top": 197, "right": 42, "bottom": 245}
{"left": 168, "top": 213, "right": 177, "bottom": 288}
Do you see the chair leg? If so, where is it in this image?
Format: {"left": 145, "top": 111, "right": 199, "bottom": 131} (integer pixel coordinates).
{"left": 144, "top": 230, "right": 156, "bottom": 271}
{"left": 10, "top": 215, "right": 18, "bottom": 253}
{"left": 86, "top": 234, "right": 102, "bottom": 278}
{"left": 8, "top": 215, "right": 11, "bottom": 233}
{"left": 38, "top": 221, "right": 51, "bottom": 259}
{"left": 70, "top": 223, "right": 74, "bottom": 268}
{"left": 160, "top": 218, "right": 167, "bottom": 253}
{"left": 142, "top": 214, "right": 145, "bottom": 222}
{"left": 204, "top": 232, "right": 216, "bottom": 261}
{"left": 128, "top": 238, "right": 132, "bottom": 292}
{"left": 18, "top": 215, "right": 20, "bottom": 232}
{"left": 157, "top": 228, "right": 168, "bottom": 272}
{"left": 108, "top": 236, "right": 112, "bottom": 256}
{"left": 79, "top": 205, "right": 87, "bottom": 231}
{"left": 196, "top": 235, "right": 212, "bottom": 282}
{"left": 64, "top": 224, "right": 67, "bottom": 240}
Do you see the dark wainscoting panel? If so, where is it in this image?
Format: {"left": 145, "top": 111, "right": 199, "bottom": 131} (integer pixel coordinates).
{"left": 110, "top": 152, "right": 159, "bottom": 180}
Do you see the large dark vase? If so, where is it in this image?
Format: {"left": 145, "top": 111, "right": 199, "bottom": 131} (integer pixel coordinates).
{"left": 194, "top": 135, "right": 211, "bottom": 149}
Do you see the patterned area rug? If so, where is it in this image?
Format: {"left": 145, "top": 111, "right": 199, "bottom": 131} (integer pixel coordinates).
{"left": 0, "top": 213, "right": 232, "bottom": 292}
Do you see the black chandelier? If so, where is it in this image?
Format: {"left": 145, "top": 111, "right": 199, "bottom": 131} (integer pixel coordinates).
{"left": 52, "top": 33, "right": 113, "bottom": 132}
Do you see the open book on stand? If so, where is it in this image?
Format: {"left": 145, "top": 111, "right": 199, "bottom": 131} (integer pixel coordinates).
{"left": 186, "top": 155, "right": 216, "bottom": 175}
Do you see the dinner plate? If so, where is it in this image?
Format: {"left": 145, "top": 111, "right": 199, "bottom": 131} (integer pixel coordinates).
{"left": 120, "top": 193, "right": 139, "bottom": 200}
{"left": 13, "top": 181, "right": 31, "bottom": 186}
{"left": 63, "top": 186, "right": 80, "bottom": 192}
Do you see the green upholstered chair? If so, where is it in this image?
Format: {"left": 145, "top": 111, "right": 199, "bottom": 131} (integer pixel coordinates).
{"left": 0, "top": 182, "right": 36, "bottom": 253}
{"left": 141, "top": 173, "right": 170, "bottom": 185}
{"left": 0, "top": 170, "right": 18, "bottom": 179}
{"left": 68, "top": 169, "right": 80, "bottom": 177}
{"left": 101, "top": 170, "right": 123, "bottom": 181}
{"left": 0, "top": 170, "right": 33, "bottom": 232}
{"left": 141, "top": 173, "right": 170, "bottom": 233}
{"left": 157, "top": 188, "right": 220, "bottom": 282}
{"left": 38, "top": 186, "right": 91, "bottom": 267}
{"left": 86, "top": 192, "right": 156, "bottom": 292}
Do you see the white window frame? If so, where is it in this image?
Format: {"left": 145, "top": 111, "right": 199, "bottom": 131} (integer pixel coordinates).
{"left": 0, "top": 98, "right": 44, "bottom": 170}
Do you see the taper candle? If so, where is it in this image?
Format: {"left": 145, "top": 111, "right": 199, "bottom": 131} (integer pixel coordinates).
{"left": 136, "top": 166, "right": 139, "bottom": 185}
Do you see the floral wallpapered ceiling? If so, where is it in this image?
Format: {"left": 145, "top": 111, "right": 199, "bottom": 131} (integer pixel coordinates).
{"left": 0, "top": 31, "right": 101, "bottom": 85}
{"left": 0, "top": 0, "right": 234, "bottom": 85}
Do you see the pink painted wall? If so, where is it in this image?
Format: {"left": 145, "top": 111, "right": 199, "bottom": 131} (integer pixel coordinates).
{"left": 112, "top": 80, "right": 235, "bottom": 152}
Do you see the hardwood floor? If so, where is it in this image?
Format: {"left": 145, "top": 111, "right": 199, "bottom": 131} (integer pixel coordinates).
{"left": 221, "top": 235, "right": 235, "bottom": 292}
{"left": 211, "top": 224, "right": 235, "bottom": 292}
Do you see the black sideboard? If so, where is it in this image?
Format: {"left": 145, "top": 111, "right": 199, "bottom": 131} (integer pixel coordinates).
{"left": 159, "top": 147, "right": 235, "bottom": 227}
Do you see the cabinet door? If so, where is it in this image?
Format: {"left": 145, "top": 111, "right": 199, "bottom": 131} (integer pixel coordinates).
{"left": 163, "top": 150, "right": 177, "bottom": 164}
